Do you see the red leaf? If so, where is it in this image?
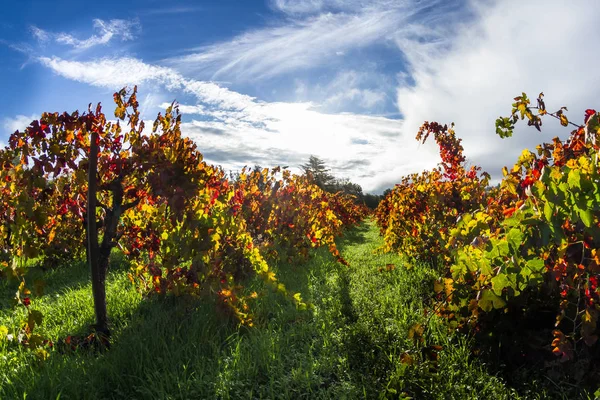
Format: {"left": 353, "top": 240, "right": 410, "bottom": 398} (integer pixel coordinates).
{"left": 584, "top": 109, "right": 596, "bottom": 124}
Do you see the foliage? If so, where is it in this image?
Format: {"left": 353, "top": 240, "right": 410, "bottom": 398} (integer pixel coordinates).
{"left": 375, "top": 91, "right": 600, "bottom": 387}
{"left": 443, "top": 94, "right": 600, "bottom": 365}
{"left": 375, "top": 122, "right": 490, "bottom": 264}
{"left": 234, "top": 167, "right": 368, "bottom": 266}
{"left": 301, "top": 155, "right": 336, "bottom": 191}
{"left": 330, "top": 177, "right": 363, "bottom": 199}
{"left": 0, "top": 87, "right": 367, "bottom": 352}
{"left": 362, "top": 192, "right": 383, "bottom": 210}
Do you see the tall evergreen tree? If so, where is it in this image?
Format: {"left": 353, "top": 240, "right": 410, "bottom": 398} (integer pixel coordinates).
{"left": 301, "top": 155, "right": 335, "bottom": 191}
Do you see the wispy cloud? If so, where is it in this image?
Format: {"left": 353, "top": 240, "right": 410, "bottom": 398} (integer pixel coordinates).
{"left": 38, "top": 56, "right": 255, "bottom": 110}
{"left": 167, "top": 0, "right": 464, "bottom": 81}
{"left": 31, "top": 19, "right": 141, "bottom": 51}
{"left": 321, "top": 70, "right": 388, "bottom": 111}
{"left": 30, "top": 26, "right": 50, "bottom": 42}
{"left": 291, "top": 69, "right": 391, "bottom": 114}
{"left": 270, "top": 0, "right": 328, "bottom": 14}
{"left": 141, "top": 6, "right": 204, "bottom": 16}
{"left": 269, "top": 0, "right": 392, "bottom": 15}
{"left": 3, "top": 114, "right": 38, "bottom": 135}
{"left": 36, "top": 55, "right": 419, "bottom": 192}
{"left": 27, "top": 0, "right": 600, "bottom": 194}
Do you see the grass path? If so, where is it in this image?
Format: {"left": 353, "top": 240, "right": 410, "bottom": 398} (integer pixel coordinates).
{"left": 0, "top": 220, "right": 537, "bottom": 399}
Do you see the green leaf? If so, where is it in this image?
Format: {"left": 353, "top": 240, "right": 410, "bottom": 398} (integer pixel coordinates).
{"left": 539, "top": 222, "right": 551, "bottom": 246}
{"left": 532, "top": 180, "right": 546, "bottom": 196}
{"left": 517, "top": 272, "right": 529, "bottom": 291}
{"left": 495, "top": 117, "right": 514, "bottom": 138}
{"left": 526, "top": 258, "right": 545, "bottom": 273}
{"left": 578, "top": 208, "right": 594, "bottom": 228}
{"left": 479, "top": 290, "right": 506, "bottom": 312}
{"left": 520, "top": 217, "right": 539, "bottom": 226}
{"left": 487, "top": 238, "right": 509, "bottom": 258}
{"left": 491, "top": 274, "right": 510, "bottom": 296}
{"left": 567, "top": 169, "right": 581, "bottom": 190}
{"left": 544, "top": 201, "right": 553, "bottom": 221}
{"left": 551, "top": 221, "right": 567, "bottom": 244}
{"left": 507, "top": 228, "right": 523, "bottom": 253}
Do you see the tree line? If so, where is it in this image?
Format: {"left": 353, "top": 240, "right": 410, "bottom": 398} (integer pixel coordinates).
{"left": 299, "top": 155, "right": 383, "bottom": 209}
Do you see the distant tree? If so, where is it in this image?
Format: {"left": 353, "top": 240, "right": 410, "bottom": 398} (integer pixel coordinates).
{"left": 363, "top": 193, "right": 382, "bottom": 209}
{"left": 332, "top": 177, "right": 363, "bottom": 200}
{"left": 301, "top": 156, "right": 335, "bottom": 191}
{"left": 300, "top": 156, "right": 372, "bottom": 206}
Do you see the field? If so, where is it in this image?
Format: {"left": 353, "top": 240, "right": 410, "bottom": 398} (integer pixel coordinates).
{"left": 1, "top": 220, "right": 538, "bottom": 400}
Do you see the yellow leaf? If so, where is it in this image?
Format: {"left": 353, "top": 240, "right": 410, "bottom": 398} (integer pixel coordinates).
{"left": 0, "top": 325, "right": 8, "bottom": 340}
{"left": 400, "top": 352, "right": 415, "bottom": 365}
{"left": 48, "top": 229, "right": 56, "bottom": 243}
{"left": 444, "top": 278, "right": 453, "bottom": 297}
{"left": 408, "top": 323, "right": 424, "bottom": 341}
{"left": 36, "top": 348, "right": 49, "bottom": 361}
{"left": 559, "top": 114, "right": 568, "bottom": 127}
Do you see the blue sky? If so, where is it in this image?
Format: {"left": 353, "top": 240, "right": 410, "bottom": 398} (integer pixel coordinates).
{"left": 2, "top": 0, "right": 600, "bottom": 193}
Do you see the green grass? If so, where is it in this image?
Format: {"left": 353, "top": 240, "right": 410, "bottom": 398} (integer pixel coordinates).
{"left": 0, "top": 220, "right": 586, "bottom": 399}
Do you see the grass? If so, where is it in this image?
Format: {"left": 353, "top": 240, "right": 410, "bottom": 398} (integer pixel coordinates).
{"left": 0, "top": 220, "right": 591, "bottom": 399}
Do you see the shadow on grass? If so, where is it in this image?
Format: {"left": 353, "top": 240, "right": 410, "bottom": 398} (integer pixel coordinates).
{"left": 1, "top": 220, "right": 456, "bottom": 399}
{"left": 3, "top": 293, "right": 238, "bottom": 400}
{"left": 0, "top": 252, "right": 132, "bottom": 312}
{"left": 2, "top": 241, "right": 377, "bottom": 399}
{"left": 336, "top": 221, "right": 371, "bottom": 247}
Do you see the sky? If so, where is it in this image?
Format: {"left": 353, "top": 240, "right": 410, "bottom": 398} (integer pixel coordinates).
{"left": 1, "top": 0, "right": 599, "bottom": 193}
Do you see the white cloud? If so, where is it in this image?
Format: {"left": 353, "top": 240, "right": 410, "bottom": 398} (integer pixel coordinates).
{"left": 394, "top": 0, "right": 600, "bottom": 178}
{"left": 167, "top": 0, "right": 460, "bottom": 81}
{"left": 179, "top": 108, "right": 423, "bottom": 190}
{"left": 37, "top": 55, "right": 417, "bottom": 192}
{"left": 270, "top": 0, "right": 397, "bottom": 15}
{"left": 3, "top": 114, "right": 38, "bottom": 135}
{"left": 160, "top": 103, "right": 206, "bottom": 115}
{"left": 30, "top": 26, "right": 50, "bottom": 42}
{"left": 271, "top": 0, "right": 326, "bottom": 14}
{"left": 321, "top": 70, "right": 387, "bottom": 111}
{"left": 38, "top": 56, "right": 256, "bottom": 111}
{"left": 32, "top": 0, "right": 600, "bottom": 193}
{"left": 289, "top": 69, "right": 392, "bottom": 114}
{"left": 40, "top": 56, "right": 177, "bottom": 87}
{"left": 294, "top": 80, "right": 308, "bottom": 97}
{"left": 31, "top": 19, "right": 140, "bottom": 50}
{"left": 142, "top": 6, "right": 204, "bottom": 15}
